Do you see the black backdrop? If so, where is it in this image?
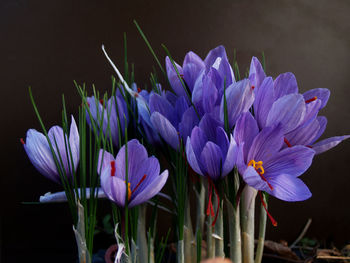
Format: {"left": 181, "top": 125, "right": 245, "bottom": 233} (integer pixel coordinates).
{"left": 1, "top": 0, "right": 350, "bottom": 262}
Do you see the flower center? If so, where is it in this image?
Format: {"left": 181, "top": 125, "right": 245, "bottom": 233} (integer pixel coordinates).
{"left": 247, "top": 159, "right": 273, "bottom": 190}
{"left": 125, "top": 174, "right": 147, "bottom": 201}
{"left": 305, "top": 96, "right": 317, "bottom": 104}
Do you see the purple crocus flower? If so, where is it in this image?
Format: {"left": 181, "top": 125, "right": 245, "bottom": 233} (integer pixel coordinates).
{"left": 98, "top": 139, "right": 168, "bottom": 207}
{"left": 149, "top": 93, "right": 199, "bottom": 150}
{"left": 234, "top": 112, "right": 314, "bottom": 202}
{"left": 192, "top": 46, "right": 236, "bottom": 117}
{"left": 186, "top": 114, "right": 238, "bottom": 181}
{"left": 86, "top": 91, "right": 128, "bottom": 147}
{"left": 166, "top": 51, "right": 205, "bottom": 100}
{"left": 249, "top": 57, "right": 349, "bottom": 152}
{"left": 21, "top": 116, "right": 79, "bottom": 184}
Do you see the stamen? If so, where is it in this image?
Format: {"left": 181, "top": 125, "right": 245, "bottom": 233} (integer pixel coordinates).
{"left": 127, "top": 182, "right": 131, "bottom": 201}
{"left": 20, "top": 138, "right": 25, "bottom": 145}
{"left": 110, "top": 161, "right": 116, "bottom": 177}
{"left": 131, "top": 174, "right": 147, "bottom": 195}
{"left": 259, "top": 192, "right": 277, "bottom": 227}
{"left": 248, "top": 159, "right": 273, "bottom": 190}
{"left": 284, "top": 138, "right": 292, "bottom": 148}
{"left": 305, "top": 96, "right": 317, "bottom": 104}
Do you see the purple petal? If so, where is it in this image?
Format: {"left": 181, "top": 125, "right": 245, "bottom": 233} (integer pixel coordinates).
{"left": 253, "top": 77, "right": 275, "bottom": 129}
{"left": 312, "top": 135, "right": 350, "bottom": 154}
{"left": 165, "top": 56, "right": 185, "bottom": 98}
{"left": 248, "top": 57, "right": 266, "bottom": 89}
{"left": 285, "top": 118, "right": 320, "bottom": 146}
{"left": 222, "top": 134, "right": 238, "bottom": 177}
{"left": 311, "top": 116, "right": 327, "bottom": 143}
{"left": 130, "top": 156, "right": 160, "bottom": 197}
{"left": 303, "top": 88, "right": 330, "bottom": 109}
{"left": 247, "top": 125, "right": 284, "bottom": 162}
{"left": 175, "top": 96, "right": 189, "bottom": 121}
{"left": 273, "top": 72, "right": 298, "bottom": 99}
{"left": 216, "top": 57, "right": 235, "bottom": 86}
{"left": 179, "top": 107, "right": 199, "bottom": 141}
{"left": 233, "top": 112, "right": 259, "bottom": 160}
{"left": 204, "top": 45, "right": 228, "bottom": 67}
{"left": 150, "top": 112, "right": 180, "bottom": 150}
{"left": 190, "top": 126, "right": 208, "bottom": 162}
{"left": 115, "top": 139, "right": 148, "bottom": 180}
{"left": 100, "top": 165, "right": 126, "bottom": 207}
{"left": 69, "top": 116, "right": 80, "bottom": 170}
{"left": 186, "top": 137, "right": 204, "bottom": 176}
{"left": 129, "top": 170, "right": 168, "bottom": 207}
{"left": 202, "top": 68, "right": 219, "bottom": 113}
{"left": 149, "top": 93, "right": 177, "bottom": 126}
{"left": 220, "top": 79, "right": 255, "bottom": 128}
{"left": 183, "top": 51, "right": 205, "bottom": 90}
{"left": 97, "top": 149, "right": 115, "bottom": 175}
{"left": 266, "top": 93, "right": 306, "bottom": 134}
{"left": 242, "top": 166, "right": 270, "bottom": 192}
{"left": 266, "top": 174, "right": 311, "bottom": 202}
{"left": 199, "top": 113, "right": 223, "bottom": 142}
{"left": 23, "top": 129, "right": 59, "bottom": 183}
{"left": 48, "top": 126, "right": 71, "bottom": 175}
{"left": 200, "top": 141, "right": 223, "bottom": 181}
{"left": 264, "top": 146, "right": 315, "bottom": 177}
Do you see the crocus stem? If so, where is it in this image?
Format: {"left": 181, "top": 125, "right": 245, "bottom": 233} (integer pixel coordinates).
{"left": 255, "top": 194, "right": 267, "bottom": 263}
{"left": 184, "top": 197, "right": 195, "bottom": 262}
{"left": 196, "top": 177, "right": 205, "bottom": 237}
{"left": 206, "top": 216, "right": 215, "bottom": 258}
{"left": 241, "top": 186, "right": 257, "bottom": 263}
{"left": 214, "top": 198, "right": 224, "bottom": 258}
{"left": 137, "top": 204, "right": 150, "bottom": 263}
{"left": 226, "top": 198, "right": 241, "bottom": 263}
{"left": 177, "top": 239, "right": 184, "bottom": 263}
{"left": 73, "top": 201, "right": 91, "bottom": 263}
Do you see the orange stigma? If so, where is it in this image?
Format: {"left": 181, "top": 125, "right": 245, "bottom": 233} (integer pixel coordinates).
{"left": 305, "top": 96, "right": 317, "bottom": 104}
{"left": 248, "top": 160, "right": 273, "bottom": 190}
{"left": 284, "top": 138, "right": 292, "bottom": 147}
{"left": 110, "top": 161, "right": 116, "bottom": 176}
{"left": 20, "top": 138, "right": 25, "bottom": 145}
{"left": 259, "top": 191, "right": 278, "bottom": 226}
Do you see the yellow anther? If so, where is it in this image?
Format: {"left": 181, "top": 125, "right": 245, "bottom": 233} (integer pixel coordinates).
{"left": 124, "top": 181, "right": 132, "bottom": 201}
{"left": 248, "top": 159, "right": 264, "bottom": 175}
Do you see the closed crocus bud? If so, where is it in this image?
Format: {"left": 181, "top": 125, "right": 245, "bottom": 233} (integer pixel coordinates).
{"left": 21, "top": 116, "right": 79, "bottom": 184}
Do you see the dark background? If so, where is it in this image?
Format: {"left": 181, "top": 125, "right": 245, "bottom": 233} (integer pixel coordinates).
{"left": 1, "top": 0, "right": 350, "bottom": 262}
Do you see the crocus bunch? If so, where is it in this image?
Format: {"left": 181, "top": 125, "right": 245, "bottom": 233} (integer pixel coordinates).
{"left": 22, "top": 39, "right": 349, "bottom": 263}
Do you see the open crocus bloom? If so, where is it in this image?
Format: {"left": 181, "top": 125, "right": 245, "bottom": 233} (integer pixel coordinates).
{"left": 21, "top": 116, "right": 79, "bottom": 184}
{"left": 98, "top": 139, "right": 168, "bottom": 207}
{"left": 186, "top": 114, "right": 238, "bottom": 181}
{"left": 250, "top": 56, "right": 349, "bottom": 153}
{"left": 234, "top": 112, "right": 314, "bottom": 201}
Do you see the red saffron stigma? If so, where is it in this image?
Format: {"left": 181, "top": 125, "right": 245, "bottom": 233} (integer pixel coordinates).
{"left": 259, "top": 192, "right": 278, "bottom": 227}
{"left": 131, "top": 174, "right": 147, "bottom": 195}
{"left": 305, "top": 96, "right": 317, "bottom": 104}
{"left": 259, "top": 173, "right": 274, "bottom": 191}
{"left": 99, "top": 99, "right": 104, "bottom": 105}
{"left": 251, "top": 86, "right": 255, "bottom": 90}
{"left": 306, "top": 145, "right": 313, "bottom": 148}
{"left": 110, "top": 161, "right": 116, "bottom": 176}
{"left": 206, "top": 178, "right": 220, "bottom": 226}
{"left": 134, "top": 92, "right": 139, "bottom": 98}
{"left": 20, "top": 138, "right": 25, "bottom": 145}
{"left": 137, "top": 87, "right": 141, "bottom": 93}
{"left": 284, "top": 138, "right": 292, "bottom": 148}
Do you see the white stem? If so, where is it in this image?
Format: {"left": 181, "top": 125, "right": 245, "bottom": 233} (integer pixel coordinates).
{"left": 226, "top": 198, "right": 241, "bottom": 263}
{"left": 241, "top": 186, "right": 257, "bottom": 263}
{"left": 214, "top": 198, "right": 224, "bottom": 258}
